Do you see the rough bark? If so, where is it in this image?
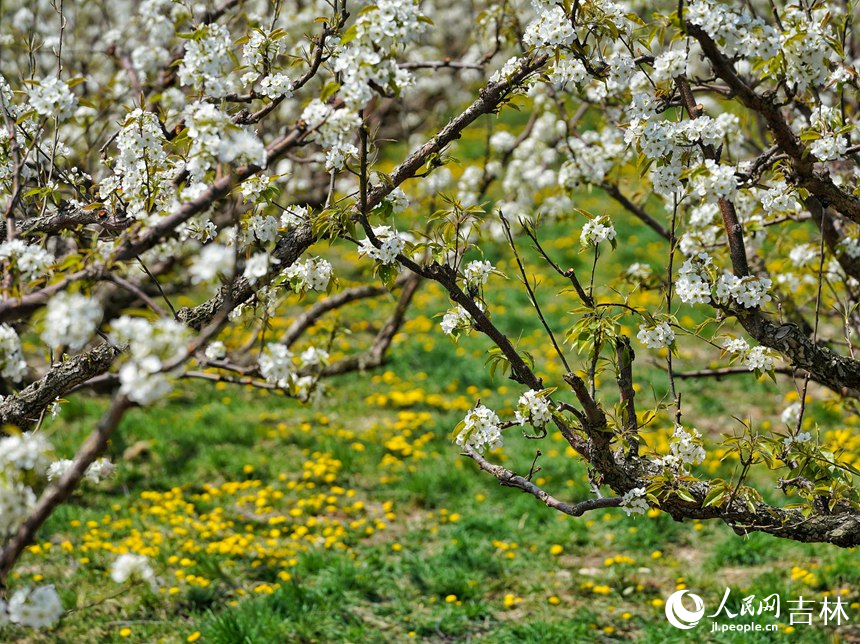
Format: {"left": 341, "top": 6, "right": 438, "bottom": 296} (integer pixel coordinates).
{"left": 0, "top": 343, "right": 121, "bottom": 430}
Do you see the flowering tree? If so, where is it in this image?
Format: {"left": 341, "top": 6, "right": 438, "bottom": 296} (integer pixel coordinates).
{"left": 2, "top": 0, "right": 860, "bottom": 627}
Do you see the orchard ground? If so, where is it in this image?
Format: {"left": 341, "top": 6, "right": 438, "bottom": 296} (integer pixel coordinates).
{"left": 5, "top": 131, "right": 860, "bottom": 643}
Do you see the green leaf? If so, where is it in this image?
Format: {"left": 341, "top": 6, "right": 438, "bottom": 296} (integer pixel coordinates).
{"left": 675, "top": 487, "right": 696, "bottom": 503}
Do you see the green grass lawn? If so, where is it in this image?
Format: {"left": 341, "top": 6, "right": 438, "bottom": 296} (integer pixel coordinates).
{"left": 4, "top": 176, "right": 860, "bottom": 641}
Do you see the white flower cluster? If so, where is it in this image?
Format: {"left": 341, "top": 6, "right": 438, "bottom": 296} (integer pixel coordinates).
{"left": 626, "top": 114, "right": 739, "bottom": 162}
{"left": 300, "top": 346, "right": 329, "bottom": 368}
{"left": 281, "top": 204, "right": 311, "bottom": 229}
{"left": 260, "top": 73, "right": 292, "bottom": 99}
{"left": 559, "top": 129, "right": 625, "bottom": 188}
{"left": 809, "top": 134, "right": 848, "bottom": 162}
{"left": 243, "top": 251, "right": 279, "bottom": 285}
{"left": 0, "top": 479, "right": 36, "bottom": 539}
{"left": 40, "top": 292, "right": 103, "bottom": 351}
{"left": 788, "top": 244, "right": 818, "bottom": 268}
{"left": 713, "top": 273, "right": 773, "bottom": 308}
{"left": 651, "top": 49, "right": 688, "bottom": 83}
{"left": 0, "top": 585, "right": 64, "bottom": 628}
{"left": 0, "top": 323, "right": 27, "bottom": 382}
{"left": 46, "top": 457, "right": 115, "bottom": 484}
{"left": 489, "top": 56, "right": 525, "bottom": 85}
{"left": 184, "top": 102, "right": 267, "bottom": 182}
{"left": 548, "top": 56, "right": 587, "bottom": 88}
{"left": 455, "top": 404, "right": 503, "bottom": 454}
{"left": 686, "top": 0, "right": 779, "bottom": 61}
{"left": 103, "top": 109, "right": 172, "bottom": 220}
{"left": 242, "top": 212, "right": 279, "bottom": 244}
{"left": 781, "top": 402, "right": 802, "bottom": 428}
{"left": 778, "top": 6, "right": 835, "bottom": 94}
{"left": 190, "top": 243, "right": 234, "bottom": 284}
{"left": 28, "top": 77, "right": 78, "bottom": 121}
{"left": 259, "top": 342, "right": 293, "bottom": 385}
{"left": 620, "top": 487, "right": 648, "bottom": 516}
{"left": 636, "top": 321, "right": 675, "bottom": 350}
{"left": 691, "top": 159, "right": 738, "bottom": 200}
{"left": 283, "top": 257, "right": 332, "bottom": 293}
{"left": 783, "top": 431, "right": 813, "bottom": 448}
{"left": 0, "top": 431, "right": 53, "bottom": 541}
{"left": 357, "top": 226, "right": 405, "bottom": 265}
{"left": 0, "top": 239, "right": 54, "bottom": 282}
{"left": 204, "top": 341, "right": 226, "bottom": 361}
{"left": 661, "top": 425, "right": 706, "bottom": 471}
{"left": 0, "top": 432, "right": 63, "bottom": 628}
{"left": 625, "top": 263, "right": 653, "bottom": 282}
{"left": 333, "top": 0, "right": 427, "bottom": 108}
{"left": 0, "top": 431, "right": 51, "bottom": 473}
{"left": 258, "top": 342, "right": 326, "bottom": 401}
{"left": 675, "top": 254, "right": 713, "bottom": 304}
{"left": 580, "top": 216, "right": 616, "bottom": 247}
{"left": 300, "top": 99, "right": 362, "bottom": 171}
{"left": 440, "top": 304, "right": 479, "bottom": 337}
{"left": 178, "top": 23, "right": 234, "bottom": 97}
{"left": 111, "top": 553, "right": 157, "bottom": 589}
{"left": 759, "top": 180, "right": 800, "bottom": 216}
{"left": 722, "top": 336, "right": 776, "bottom": 372}
{"left": 464, "top": 260, "right": 494, "bottom": 287}
{"left": 514, "top": 390, "right": 552, "bottom": 428}
{"left": 242, "top": 29, "right": 284, "bottom": 71}
{"left": 624, "top": 114, "right": 738, "bottom": 196}
{"left": 240, "top": 175, "right": 270, "bottom": 204}
{"left": 523, "top": 6, "right": 576, "bottom": 50}
{"left": 110, "top": 317, "right": 191, "bottom": 405}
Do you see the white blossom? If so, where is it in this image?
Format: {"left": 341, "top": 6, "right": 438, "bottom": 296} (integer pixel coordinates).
{"left": 691, "top": 159, "right": 737, "bottom": 200}
{"left": 810, "top": 134, "right": 848, "bottom": 162}
{"left": 722, "top": 336, "right": 777, "bottom": 372}
{"left": 259, "top": 73, "right": 292, "bottom": 98}
{"left": 111, "top": 553, "right": 157, "bottom": 589}
{"left": 6, "top": 586, "right": 64, "bottom": 628}
{"left": 85, "top": 458, "right": 116, "bottom": 483}
{"left": 514, "top": 390, "right": 552, "bottom": 428}
{"left": 625, "top": 263, "right": 653, "bottom": 282}
{"left": 580, "top": 216, "right": 616, "bottom": 247}
{"left": 0, "top": 240, "right": 54, "bottom": 282}
{"left": 204, "top": 341, "right": 227, "bottom": 361}
{"left": 464, "top": 260, "right": 494, "bottom": 287}
{"left": 661, "top": 425, "right": 706, "bottom": 471}
{"left": 637, "top": 322, "right": 675, "bottom": 349}
{"left": 357, "top": 226, "right": 406, "bottom": 265}
{"left": 0, "top": 431, "right": 52, "bottom": 474}
{"left": 455, "top": 404, "right": 503, "bottom": 453}
{"left": 675, "top": 255, "right": 712, "bottom": 304}
{"left": 0, "top": 323, "right": 27, "bottom": 382}
{"left": 244, "top": 252, "right": 278, "bottom": 285}
{"left": 28, "top": 77, "right": 77, "bottom": 121}
{"left": 259, "top": 343, "right": 293, "bottom": 385}
{"left": 177, "top": 23, "right": 234, "bottom": 97}
{"left": 284, "top": 257, "right": 332, "bottom": 292}
{"left": 190, "top": 244, "right": 235, "bottom": 284}
{"left": 781, "top": 402, "right": 802, "bottom": 428}
{"left": 110, "top": 317, "right": 190, "bottom": 405}
{"left": 523, "top": 6, "right": 575, "bottom": 50}
{"left": 652, "top": 50, "right": 687, "bottom": 82}
{"left": 620, "top": 487, "right": 648, "bottom": 516}
{"left": 299, "top": 346, "right": 329, "bottom": 368}
{"left": 41, "top": 293, "right": 103, "bottom": 351}
{"left": 0, "top": 479, "right": 36, "bottom": 539}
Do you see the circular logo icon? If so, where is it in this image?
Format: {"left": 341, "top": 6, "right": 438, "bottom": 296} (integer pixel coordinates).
{"left": 665, "top": 590, "right": 705, "bottom": 629}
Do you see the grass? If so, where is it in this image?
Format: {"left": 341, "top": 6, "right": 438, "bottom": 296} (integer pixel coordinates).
{"left": 4, "top": 133, "right": 860, "bottom": 641}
